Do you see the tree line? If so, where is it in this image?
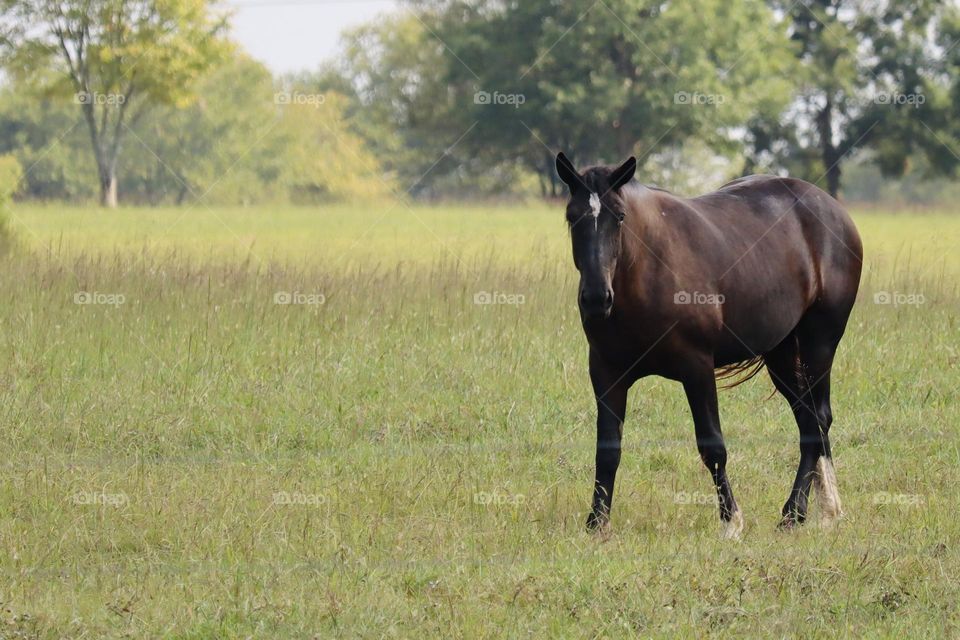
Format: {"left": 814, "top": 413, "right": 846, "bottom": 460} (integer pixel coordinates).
{"left": 2, "top": 0, "right": 959, "bottom": 207}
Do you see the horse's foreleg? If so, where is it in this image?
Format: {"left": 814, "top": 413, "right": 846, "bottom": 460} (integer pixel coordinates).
{"left": 682, "top": 367, "right": 743, "bottom": 539}
{"left": 586, "top": 355, "right": 628, "bottom": 531}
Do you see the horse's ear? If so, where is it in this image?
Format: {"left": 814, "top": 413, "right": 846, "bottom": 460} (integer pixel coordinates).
{"left": 610, "top": 156, "right": 636, "bottom": 191}
{"left": 556, "top": 152, "right": 581, "bottom": 192}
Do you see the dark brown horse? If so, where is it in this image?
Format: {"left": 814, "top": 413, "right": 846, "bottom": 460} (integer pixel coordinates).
{"left": 556, "top": 152, "right": 862, "bottom": 537}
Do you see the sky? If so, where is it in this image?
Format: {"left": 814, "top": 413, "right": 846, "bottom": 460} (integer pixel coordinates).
{"left": 226, "top": 0, "right": 400, "bottom": 74}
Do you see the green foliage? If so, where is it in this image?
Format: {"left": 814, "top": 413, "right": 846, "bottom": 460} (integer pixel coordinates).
{"left": 0, "top": 152, "right": 22, "bottom": 200}
{"left": 1, "top": 0, "right": 231, "bottom": 205}
{"left": 275, "top": 91, "right": 396, "bottom": 203}
{"left": 0, "top": 54, "right": 395, "bottom": 205}
{"left": 315, "top": 14, "right": 457, "bottom": 196}
{"left": 0, "top": 84, "right": 99, "bottom": 201}
{"left": 2, "top": 0, "right": 229, "bottom": 104}
{"left": 320, "top": 0, "right": 959, "bottom": 199}
{"left": 119, "top": 53, "right": 280, "bottom": 205}
{"left": 762, "top": 0, "right": 957, "bottom": 195}
{"left": 0, "top": 153, "right": 21, "bottom": 250}
{"left": 343, "top": 0, "right": 796, "bottom": 195}
{"left": 2, "top": 0, "right": 959, "bottom": 203}
{"left": 843, "top": 152, "right": 960, "bottom": 205}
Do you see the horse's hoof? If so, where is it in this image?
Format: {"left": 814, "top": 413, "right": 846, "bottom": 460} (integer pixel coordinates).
{"left": 818, "top": 508, "right": 844, "bottom": 529}
{"left": 777, "top": 514, "right": 803, "bottom": 531}
{"left": 722, "top": 508, "right": 744, "bottom": 540}
{"left": 585, "top": 512, "right": 610, "bottom": 534}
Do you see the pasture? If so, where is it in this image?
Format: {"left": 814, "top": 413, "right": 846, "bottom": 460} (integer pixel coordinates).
{"left": 1, "top": 202, "right": 958, "bottom": 638}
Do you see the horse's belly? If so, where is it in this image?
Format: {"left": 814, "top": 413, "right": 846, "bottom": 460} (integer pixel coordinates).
{"left": 711, "top": 240, "right": 816, "bottom": 362}
{"left": 714, "top": 288, "right": 809, "bottom": 363}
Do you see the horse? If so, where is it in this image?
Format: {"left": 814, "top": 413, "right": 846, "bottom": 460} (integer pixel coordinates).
{"left": 555, "top": 152, "right": 862, "bottom": 537}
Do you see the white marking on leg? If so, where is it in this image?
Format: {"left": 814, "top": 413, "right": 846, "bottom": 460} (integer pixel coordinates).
{"left": 815, "top": 456, "right": 843, "bottom": 523}
{"left": 722, "top": 506, "right": 744, "bottom": 540}
{"left": 589, "top": 192, "right": 601, "bottom": 230}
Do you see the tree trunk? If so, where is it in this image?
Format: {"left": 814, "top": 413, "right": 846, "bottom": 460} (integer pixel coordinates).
{"left": 81, "top": 103, "right": 119, "bottom": 208}
{"left": 99, "top": 169, "right": 118, "bottom": 207}
{"left": 816, "top": 94, "right": 842, "bottom": 198}
{"left": 824, "top": 157, "right": 841, "bottom": 199}
{"left": 78, "top": 84, "right": 134, "bottom": 208}
{"left": 536, "top": 154, "right": 548, "bottom": 198}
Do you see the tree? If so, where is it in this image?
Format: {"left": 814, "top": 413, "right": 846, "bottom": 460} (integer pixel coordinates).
{"left": 316, "top": 14, "right": 457, "bottom": 196}
{"left": 121, "top": 53, "right": 281, "bottom": 205}
{"left": 936, "top": 4, "right": 960, "bottom": 177}
{"left": 0, "top": 0, "right": 228, "bottom": 206}
{"left": 0, "top": 83, "right": 99, "bottom": 200}
{"left": 275, "top": 90, "right": 396, "bottom": 203}
{"left": 769, "top": 0, "right": 954, "bottom": 197}
{"left": 0, "top": 55, "right": 395, "bottom": 205}
{"left": 409, "top": 0, "right": 795, "bottom": 195}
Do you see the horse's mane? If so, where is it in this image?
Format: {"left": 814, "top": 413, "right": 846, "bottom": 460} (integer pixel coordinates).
{"left": 579, "top": 165, "right": 674, "bottom": 196}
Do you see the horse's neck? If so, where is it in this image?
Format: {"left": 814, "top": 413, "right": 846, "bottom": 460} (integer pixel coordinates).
{"left": 620, "top": 186, "right": 665, "bottom": 265}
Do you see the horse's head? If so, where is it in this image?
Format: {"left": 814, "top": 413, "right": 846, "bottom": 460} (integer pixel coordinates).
{"left": 556, "top": 152, "right": 636, "bottom": 321}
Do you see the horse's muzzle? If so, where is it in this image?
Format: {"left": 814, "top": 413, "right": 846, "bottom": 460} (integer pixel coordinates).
{"left": 579, "top": 288, "right": 614, "bottom": 320}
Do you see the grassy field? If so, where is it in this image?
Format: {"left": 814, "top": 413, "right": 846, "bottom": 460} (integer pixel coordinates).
{"left": 1, "top": 202, "right": 958, "bottom": 638}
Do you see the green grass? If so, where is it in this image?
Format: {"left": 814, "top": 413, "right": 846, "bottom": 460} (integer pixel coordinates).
{"left": 1, "top": 202, "right": 958, "bottom": 638}
{"left": 7, "top": 201, "right": 571, "bottom": 269}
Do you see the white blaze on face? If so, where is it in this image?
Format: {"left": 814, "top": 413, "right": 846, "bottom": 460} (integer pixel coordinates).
{"left": 589, "top": 192, "right": 601, "bottom": 229}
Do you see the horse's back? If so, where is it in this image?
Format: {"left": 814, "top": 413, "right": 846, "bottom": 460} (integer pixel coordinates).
{"left": 709, "top": 175, "right": 863, "bottom": 349}
{"left": 714, "top": 173, "right": 783, "bottom": 191}
{"left": 692, "top": 175, "right": 862, "bottom": 269}
{"left": 651, "top": 175, "right": 862, "bottom": 357}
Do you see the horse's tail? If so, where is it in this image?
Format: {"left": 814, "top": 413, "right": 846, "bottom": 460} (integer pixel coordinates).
{"left": 715, "top": 355, "right": 766, "bottom": 389}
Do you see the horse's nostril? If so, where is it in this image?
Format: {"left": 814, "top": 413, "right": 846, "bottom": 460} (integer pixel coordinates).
{"left": 579, "top": 287, "right": 614, "bottom": 317}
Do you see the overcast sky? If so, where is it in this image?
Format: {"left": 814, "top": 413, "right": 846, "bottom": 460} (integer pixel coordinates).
{"left": 226, "top": 0, "right": 400, "bottom": 74}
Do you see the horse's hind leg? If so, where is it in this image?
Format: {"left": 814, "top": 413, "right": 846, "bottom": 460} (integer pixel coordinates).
{"left": 764, "top": 329, "right": 842, "bottom": 528}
